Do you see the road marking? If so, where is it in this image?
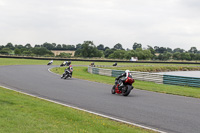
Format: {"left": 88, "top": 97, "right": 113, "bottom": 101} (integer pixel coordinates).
{"left": 0, "top": 84, "right": 166, "bottom": 133}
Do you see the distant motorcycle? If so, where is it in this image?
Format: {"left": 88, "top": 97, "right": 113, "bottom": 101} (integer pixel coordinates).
{"left": 111, "top": 77, "right": 134, "bottom": 96}
{"left": 61, "top": 69, "right": 73, "bottom": 79}
{"left": 47, "top": 60, "right": 53, "bottom": 65}
{"left": 60, "top": 61, "right": 71, "bottom": 67}
{"left": 47, "top": 62, "right": 53, "bottom": 65}
{"left": 60, "top": 62, "right": 66, "bottom": 67}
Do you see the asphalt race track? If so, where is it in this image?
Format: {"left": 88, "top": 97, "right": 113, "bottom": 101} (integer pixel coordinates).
{"left": 0, "top": 65, "right": 200, "bottom": 133}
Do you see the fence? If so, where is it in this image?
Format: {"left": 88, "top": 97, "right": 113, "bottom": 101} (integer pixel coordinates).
{"left": 88, "top": 66, "right": 200, "bottom": 88}
{"left": 163, "top": 75, "right": 200, "bottom": 87}
{"left": 88, "top": 66, "right": 163, "bottom": 84}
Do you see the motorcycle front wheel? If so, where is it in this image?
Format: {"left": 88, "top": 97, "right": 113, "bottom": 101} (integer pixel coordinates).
{"left": 122, "top": 86, "right": 132, "bottom": 96}
{"left": 111, "top": 85, "right": 116, "bottom": 94}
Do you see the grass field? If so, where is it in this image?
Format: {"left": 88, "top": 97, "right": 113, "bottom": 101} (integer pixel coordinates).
{"left": 1, "top": 57, "right": 200, "bottom": 66}
{"left": 0, "top": 87, "right": 154, "bottom": 133}
{"left": 101, "top": 65, "right": 200, "bottom": 72}
{"left": 0, "top": 58, "right": 156, "bottom": 132}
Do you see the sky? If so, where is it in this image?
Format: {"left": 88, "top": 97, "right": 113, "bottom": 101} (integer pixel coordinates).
{"left": 0, "top": 0, "right": 200, "bottom": 50}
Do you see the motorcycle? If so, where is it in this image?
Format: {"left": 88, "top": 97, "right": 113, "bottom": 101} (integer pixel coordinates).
{"left": 47, "top": 62, "right": 52, "bottom": 65}
{"left": 47, "top": 60, "right": 53, "bottom": 65}
{"left": 60, "top": 62, "right": 66, "bottom": 67}
{"left": 111, "top": 77, "right": 134, "bottom": 96}
{"left": 61, "top": 69, "right": 73, "bottom": 79}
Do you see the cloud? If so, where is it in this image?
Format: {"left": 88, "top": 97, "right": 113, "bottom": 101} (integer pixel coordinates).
{"left": 0, "top": 0, "right": 200, "bottom": 50}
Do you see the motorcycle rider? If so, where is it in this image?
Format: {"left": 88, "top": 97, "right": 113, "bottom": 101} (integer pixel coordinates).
{"left": 48, "top": 60, "right": 53, "bottom": 65}
{"left": 115, "top": 70, "right": 132, "bottom": 89}
{"left": 62, "top": 65, "right": 73, "bottom": 78}
{"left": 61, "top": 61, "right": 67, "bottom": 66}
{"left": 50, "top": 60, "right": 53, "bottom": 63}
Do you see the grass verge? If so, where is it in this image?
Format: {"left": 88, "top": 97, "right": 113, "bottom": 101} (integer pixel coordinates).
{"left": 1, "top": 57, "right": 200, "bottom": 67}
{"left": 0, "top": 87, "right": 154, "bottom": 133}
{"left": 51, "top": 67, "right": 200, "bottom": 99}
{"left": 102, "top": 66, "right": 200, "bottom": 72}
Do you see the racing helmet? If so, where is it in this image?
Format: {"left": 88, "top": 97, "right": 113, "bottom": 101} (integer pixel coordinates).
{"left": 125, "top": 70, "right": 130, "bottom": 73}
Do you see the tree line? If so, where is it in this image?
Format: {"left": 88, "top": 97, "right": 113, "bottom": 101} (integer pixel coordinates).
{"left": 0, "top": 41, "right": 200, "bottom": 60}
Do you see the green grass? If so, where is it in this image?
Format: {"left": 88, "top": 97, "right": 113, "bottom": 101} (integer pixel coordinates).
{"left": 51, "top": 67, "right": 200, "bottom": 99}
{"left": 0, "top": 87, "right": 154, "bottom": 133}
{"left": 1, "top": 57, "right": 200, "bottom": 66}
{"left": 101, "top": 66, "right": 200, "bottom": 72}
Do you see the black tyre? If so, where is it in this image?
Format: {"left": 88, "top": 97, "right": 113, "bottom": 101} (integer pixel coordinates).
{"left": 111, "top": 85, "right": 116, "bottom": 94}
{"left": 122, "top": 86, "right": 132, "bottom": 96}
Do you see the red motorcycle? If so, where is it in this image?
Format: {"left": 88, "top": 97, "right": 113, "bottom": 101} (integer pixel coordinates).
{"left": 111, "top": 77, "right": 134, "bottom": 96}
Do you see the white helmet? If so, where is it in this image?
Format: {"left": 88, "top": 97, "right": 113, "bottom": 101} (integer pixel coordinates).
{"left": 125, "top": 70, "right": 130, "bottom": 73}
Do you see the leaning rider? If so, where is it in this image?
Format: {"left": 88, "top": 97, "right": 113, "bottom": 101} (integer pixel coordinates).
{"left": 115, "top": 70, "right": 132, "bottom": 89}
{"left": 64, "top": 65, "right": 73, "bottom": 77}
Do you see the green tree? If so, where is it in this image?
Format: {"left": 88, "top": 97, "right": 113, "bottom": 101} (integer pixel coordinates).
{"left": 166, "top": 47, "right": 172, "bottom": 53}
{"left": 74, "top": 41, "right": 103, "bottom": 57}
{"left": 0, "top": 48, "right": 11, "bottom": 54}
{"left": 181, "top": 53, "right": 191, "bottom": 60}
{"left": 34, "top": 45, "right": 41, "bottom": 48}
{"left": 173, "top": 48, "right": 185, "bottom": 53}
{"left": 25, "top": 43, "right": 32, "bottom": 49}
{"left": 5, "top": 43, "right": 14, "bottom": 50}
{"left": 97, "top": 44, "right": 104, "bottom": 51}
{"left": 173, "top": 52, "right": 181, "bottom": 60}
{"left": 114, "top": 43, "right": 123, "bottom": 50}
{"left": 14, "top": 48, "right": 21, "bottom": 55}
{"left": 147, "top": 45, "right": 156, "bottom": 55}
{"left": 31, "top": 47, "right": 54, "bottom": 56}
{"left": 189, "top": 53, "right": 196, "bottom": 60}
{"left": 76, "top": 44, "right": 82, "bottom": 50}
{"left": 65, "top": 45, "right": 76, "bottom": 50}
{"left": 56, "top": 44, "right": 62, "bottom": 50}
{"left": 108, "top": 50, "right": 126, "bottom": 59}
{"left": 104, "top": 48, "right": 115, "bottom": 58}
{"left": 57, "top": 53, "right": 71, "bottom": 58}
{"left": 104, "top": 47, "right": 110, "bottom": 51}
{"left": 134, "top": 48, "right": 153, "bottom": 60}
{"left": 188, "top": 47, "right": 198, "bottom": 53}
{"left": 15, "top": 44, "right": 24, "bottom": 49}
{"left": 158, "top": 52, "right": 172, "bottom": 60}
{"left": 132, "top": 42, "right": 142, "bottom": 50}
{"left": 22, "top": 50, "right": 32, "bottom": 55}
{"left": 42, "top": 42, "right": 55, "bottom": 50}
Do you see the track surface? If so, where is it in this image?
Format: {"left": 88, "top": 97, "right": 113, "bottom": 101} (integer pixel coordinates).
{"left": 0, "top": 65, "right": 200, "bottom": 133}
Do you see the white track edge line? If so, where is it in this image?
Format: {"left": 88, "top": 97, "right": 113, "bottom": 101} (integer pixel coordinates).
{"left": 0, "top": 85, "right": 166, "bottom": 133}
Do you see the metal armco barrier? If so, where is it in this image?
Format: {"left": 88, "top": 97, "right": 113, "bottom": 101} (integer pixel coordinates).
{"left": 88, "top": 66, "right": 200, "bottom": 88}
{"left": 131, "top": 71, "right": 163, "bottom": 84}
{"left": 163, "top": 75, "right": 200, "bottom": 87}
{"left": 88, "top": 66, "right": 163, "bottom": 84}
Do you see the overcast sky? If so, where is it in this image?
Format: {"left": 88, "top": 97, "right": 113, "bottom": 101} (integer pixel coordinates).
{"left": 0, "top": 0, "right": 200, "bottom": 50}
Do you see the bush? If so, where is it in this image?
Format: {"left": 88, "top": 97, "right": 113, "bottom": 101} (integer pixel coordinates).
{"left": 56, "top": 53, "right": 71, "bottom": 58}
